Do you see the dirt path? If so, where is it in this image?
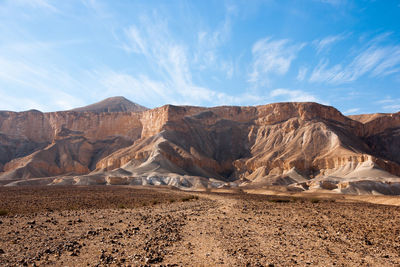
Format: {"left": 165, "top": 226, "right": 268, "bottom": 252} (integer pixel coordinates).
{"left": 165, "top": 194, "right": 242, "bottom": 266}
{"left": 164, "top": 193, "right": 400, "bottom": 266}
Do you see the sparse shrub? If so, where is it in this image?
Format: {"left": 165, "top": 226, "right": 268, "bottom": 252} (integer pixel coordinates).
{"left": 181, "top": 195, "right": 199, "bottom": 202}
{"left": 0, "top": 209, "right": 8, "bottom": 216}
{"left": 117, "top": 204, "right": 126, "bottom": 209}
{"left": 269, "top": 198, "right": 290, "bottom": 203}
{"left": 310, "top": 198, "right": 320, "bottom": 204}
{"left": 168, "top": 199, "right": 176, "bottom": 203}
{"left": 181, "top": 197, "right": 191, "bottom": 202}
{"left": 151, "top": 200, "right": 159, "bottom": 205}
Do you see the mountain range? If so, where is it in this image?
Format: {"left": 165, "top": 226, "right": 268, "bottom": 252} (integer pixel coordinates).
{"left": 1, "top": 96, "right": 400, "bottom": 195}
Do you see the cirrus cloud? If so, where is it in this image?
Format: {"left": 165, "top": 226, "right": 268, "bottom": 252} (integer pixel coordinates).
{"left": 248, "top": 37, "right": 306, "bottom": 86}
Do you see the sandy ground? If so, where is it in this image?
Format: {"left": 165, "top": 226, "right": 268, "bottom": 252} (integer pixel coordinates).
{"left": 243, "top": 187, "right": 400, "bottom": 206}
{"left": 1, "top": 186, "right": 400, "bottom": 266}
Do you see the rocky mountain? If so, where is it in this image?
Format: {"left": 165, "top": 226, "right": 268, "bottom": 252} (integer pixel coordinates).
{"left": 71, "top": 96, "right": 148, "bottom": 113}
{"left": 1, "top": 99, "right": 400, "bottom": 194}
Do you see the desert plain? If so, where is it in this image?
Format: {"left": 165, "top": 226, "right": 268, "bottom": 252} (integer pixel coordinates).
{"left": 1, "top": 185, "right": 400, "bottom": 266}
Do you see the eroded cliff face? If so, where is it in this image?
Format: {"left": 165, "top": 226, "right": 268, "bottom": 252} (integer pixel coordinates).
{"left": 0, "top": 110, "right": 142, "bottom": 179}
{"left": 349, "top": 111, "right": 400, "bottom": 171}
{"left": 95, "top": 102, "right": 395, "bottom": 183}
{"left": 1, "top": 101, "right": 400, "bottom": 188}
{"left": 362, "top": 112, "right": 400, "bottom": 136}
{"left": 0, "top": 111, "right": 142, "bottom": 142}
{"left": 1, "top": 135, "right": 133, "bottom": 180}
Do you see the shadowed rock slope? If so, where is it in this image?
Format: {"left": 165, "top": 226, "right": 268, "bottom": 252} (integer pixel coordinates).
{"left": 1, "top": 99, "right": 400, "bottom": 194}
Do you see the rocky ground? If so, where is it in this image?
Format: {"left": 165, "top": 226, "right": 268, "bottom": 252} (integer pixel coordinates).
{"left": 0, "top": 186, "right": 400, "bottom": 266}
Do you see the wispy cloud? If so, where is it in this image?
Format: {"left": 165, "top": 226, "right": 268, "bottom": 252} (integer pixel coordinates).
{"left": 376, "top": 97, "right": 398, "bottom": 104}
{"left": 377, "top": 97, "right": 400, "bottom": 112}
{"left": 93, "top": 71, "right": 173, "bottom": 105}
{"left": 118, "top": 14, "right": 251, "bottom": 107}
{"left": 0, "top": 40, "right": 85, "bottom": 54}
{"left": 81, "top": 0, "right": 112, "bottom": 18}
{"left": 313, "top": 34, "right": 346, "bottom": 54}
{"left": 342, "top": 108, "right": 360, "bottom": 115}
{"left": 296, "top": 66, "right": 308, "bottom": 81}
{"left": 314, "top": 0, "right": 347, "bottom": 6}
{"left": 270, "top": 88, "right": 319, "bottom": 102}
{"left": 194, "top": 5, "right": 237, "bottom": 77}
{"left": 309, "top": 34, "right": 400, "bottom": 84}
{"left": 123, "top": 26, "right": 147, "bottom": 54}
{"left": 94, "top": 69, "right": 267, "bottom": 108}
{"left": 0, "top": 57, "right": 86, "bottom": 111}
{"left": 383, "top": 104, "right": 400, "bottom": 112}
{"left": 8, "top": 0, "right": 58, "bottom": 12}
{"left": 0, "top": 91, "right": 46, "bottom": 111}
{"left": 248, "top": 37, "right": 305, "bottom": 86}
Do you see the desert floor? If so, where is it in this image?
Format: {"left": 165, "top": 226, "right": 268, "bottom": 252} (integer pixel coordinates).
{"left": 0, "top": 186, "right": 400, "bottom": 266}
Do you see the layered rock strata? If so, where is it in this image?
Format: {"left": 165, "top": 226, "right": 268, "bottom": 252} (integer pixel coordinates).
{"left": 1, "top": 99, "right": 400, "bottom": 194}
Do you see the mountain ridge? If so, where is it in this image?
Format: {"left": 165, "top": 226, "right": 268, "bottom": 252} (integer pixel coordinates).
{"left": 1, "top": 98, "right": 400, "bottom": 194}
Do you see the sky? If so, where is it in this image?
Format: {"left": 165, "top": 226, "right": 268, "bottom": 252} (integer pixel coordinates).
{"left": 0, "top": 0, "right": 400, "bottom": 114}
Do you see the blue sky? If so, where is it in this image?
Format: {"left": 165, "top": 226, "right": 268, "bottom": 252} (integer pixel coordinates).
{"left": 0, "top": 0, "right": 400, "bottom": 114}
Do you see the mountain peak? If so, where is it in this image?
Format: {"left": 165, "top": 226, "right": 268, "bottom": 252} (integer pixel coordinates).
{"left": 71, "top": 96, "right": 148, "bottom": 113}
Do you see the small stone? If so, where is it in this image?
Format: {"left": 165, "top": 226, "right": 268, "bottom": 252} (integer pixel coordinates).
{"left": 365, "top": 239, "right": 373, "bottom": 246}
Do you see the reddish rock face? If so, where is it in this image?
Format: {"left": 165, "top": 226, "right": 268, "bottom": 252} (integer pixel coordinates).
{"left": 0, "top": 100, "right": 399, "bottom": 185}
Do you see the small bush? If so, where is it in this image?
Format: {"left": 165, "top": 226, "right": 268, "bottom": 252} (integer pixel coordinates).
{"left": 181, "top": 195, "right": 199, "bottom": 202}
{"left": 310, "top": 198, "right": 320, "bottom": 204}
{"left": 168, "top": 199, "right": 176, "bottom": 203}
{"left": 151, "top": 200, "right": 159, "bottom": 205}
{"left": 0, "top": 209, "right": 8, "bottom": 216}
{"left": 117, "top": 204, "right": 126, "bottom": 209}
{"left": 269, "top": 198, "right": 290, "bottom": 203}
